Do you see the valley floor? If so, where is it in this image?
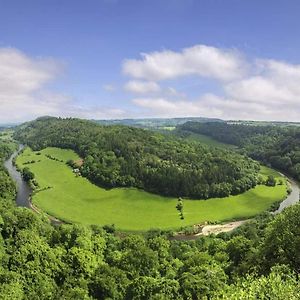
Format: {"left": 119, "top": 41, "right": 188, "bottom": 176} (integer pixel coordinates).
{"left": 16, "top": 147, "right": 287, "bottom": 231}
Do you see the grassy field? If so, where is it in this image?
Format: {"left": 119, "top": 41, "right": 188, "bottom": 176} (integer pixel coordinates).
{"left": 17, "top": 147, "right": 287, "bottom": 231}
{"left": 161, "top": 126, "right": 176, "bottom": 131}
{"left": 182, "top": 132, "right": 236, "bottom": 149}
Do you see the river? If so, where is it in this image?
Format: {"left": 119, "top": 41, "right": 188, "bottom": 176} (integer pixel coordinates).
{"left": 4, "top": 145, "right": 31, "bottom": 208}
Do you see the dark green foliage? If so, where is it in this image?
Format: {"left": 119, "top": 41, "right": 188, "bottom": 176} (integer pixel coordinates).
{"left": 180, "top": 121, "right": 300, "bottom": 181}
{"left": 66, "top": 159, "right": 76, "bottom": 168}
{"left": 21, "top": 167, "right": 34, "bottom": 182}
{"left": 265, "top": 175, "right": 276, "bottom": 187}
{"left": 259, "top": 204, "right": 300, "bottom": 273}
{"left": 0, "top": 143, "right": 16, "bottom": 201}
{"left": 14, "top": 117, "right": 260, "bottom": 199}
{"left": 0, "top": 140, "right": 16, "bottom": 161}
{"left": 176, "top": 198, "right": 184, "bottom": 220}
{"left": 215, "top": 266, "right": 300, "bottom": 299}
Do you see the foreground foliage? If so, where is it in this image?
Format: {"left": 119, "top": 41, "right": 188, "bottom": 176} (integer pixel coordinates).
{"left": 14, "top": 117, "right": 260, "bottom": 199}
{"left": 0, "top": 141, "right": 300, "bottom": 299}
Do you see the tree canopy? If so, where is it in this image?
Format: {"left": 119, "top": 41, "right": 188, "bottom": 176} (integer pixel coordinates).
{"left": 14, "top": 117, "right": 260, "bottom": 199}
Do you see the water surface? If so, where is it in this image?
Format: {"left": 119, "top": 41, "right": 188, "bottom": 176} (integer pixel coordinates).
{"left": 4, "top": 145, "right": 31, "bottom": 208}
{"left": 274, "top": 177, "right": 299, "bottom": 214}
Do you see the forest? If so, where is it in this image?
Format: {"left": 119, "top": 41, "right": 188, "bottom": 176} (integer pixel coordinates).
{"left": 0, "top": 140, "right": 299, "bottom": 299}
{"left": 14, "top": 117, "right": 260, "bottom": 199}
{"left": 180, "top": 122, "right": 300, "bottom": 181}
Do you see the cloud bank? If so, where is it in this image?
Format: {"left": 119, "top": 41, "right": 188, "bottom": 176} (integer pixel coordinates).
{"left": 124, "top": 80, "right": 161, "bottom": 94}
{"left": 123, "top": 45, "right": 246, "bottom": 81}
{"left": 2, "top": 45, "right": 299, "bottom": 122}
{"left": 0, "top": 48, "right": 125, "bottom": 123}
{"left": 123, "top": 44, "right": 300, "bottom": 121}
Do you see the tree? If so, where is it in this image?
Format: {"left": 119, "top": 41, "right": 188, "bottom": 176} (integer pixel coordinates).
{"left": 265, "top": 175, "right": 276, "bottom": 187}
{"left": 179, "top": 263, "right": 227, "bottom": 299}
{"left": 22, "top": 167, "right": 34, "bottom": 182}
{"left": 88, "top": 265, "right": 129, "bottom": 300}
{"left": 216, "top": 266, "right": 300, "bottom": 299}
{"left": 176, "top": 198, "right": 184, "bottom": 220}
{"left": 260, "top": 204, "right": 300, "bottom": 272}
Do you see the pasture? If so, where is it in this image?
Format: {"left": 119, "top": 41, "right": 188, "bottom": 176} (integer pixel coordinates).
{"left": 179, "top": 131, "right": 236, "bottom": 149}
{"left": 17, "top": 147, "right": 287, "bottom": 231}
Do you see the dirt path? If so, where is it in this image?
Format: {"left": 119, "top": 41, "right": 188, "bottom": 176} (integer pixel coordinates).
{"left": 172, "top": 220, "right": 249, "bottom": 240}
{"left": 198, "top": 220, "right": 248, "bottom": 236}
{"left": 29, "top": 200, "right": 64, "bottom": 225}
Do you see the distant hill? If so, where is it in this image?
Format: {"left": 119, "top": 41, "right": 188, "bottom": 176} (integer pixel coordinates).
{"left": 227, "top": 120, "right": 300, "bottom": 127}
{"left": 0, "top": 123, "right": 20, "bottom": 129}
{"left": 93, "top": 117, "right": 223, "bottom": 128}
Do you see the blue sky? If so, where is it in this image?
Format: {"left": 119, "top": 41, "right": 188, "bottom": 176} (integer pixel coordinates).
{"left": 1, "top": 0, "right": 300, "bottom": 122}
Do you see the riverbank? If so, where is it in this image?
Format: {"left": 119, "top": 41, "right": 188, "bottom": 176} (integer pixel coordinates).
{"left": 173, "top": 177, "right": 300, "bottom": 240}
{"left": 4, "top": 145, "right": 31, "bottom": 208}
{"left": 6, "top": 145, "right": 299, "bottom": 232}
{"left": 274, "top": 176, "right": 299, "bottom": 213}
{"left": 4, "top": 146, "right": 64, "bottom": 225}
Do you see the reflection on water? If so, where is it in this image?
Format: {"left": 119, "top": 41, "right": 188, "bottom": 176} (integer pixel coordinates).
{"left": 274, "top": 177, "right": 299, "bottom": 214}
{"left": 4, "top": 145, "right": 31, "bottom": 208}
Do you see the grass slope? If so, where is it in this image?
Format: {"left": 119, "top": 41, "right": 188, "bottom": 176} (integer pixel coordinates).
{"left": 17, "top": 147, "right": 287, "bottom": 231}
{"left": 180, "top": 131, "right": 236, "bottom": 149}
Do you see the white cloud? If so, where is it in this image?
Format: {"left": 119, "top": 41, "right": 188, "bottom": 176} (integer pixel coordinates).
{"left": 0, "top": 48, "right": 62, "bottom": 97}
{"left": 132, "top": 95, "right": 223, "bottom": 118}
{"left": 257, "top": 59, "right": 300, "bottom": 81}
{"left": 103, "top": 84, "right": 116, "bottom": 92}
{"left": 123, "top": 45, "right": 246, "bottom": 81}
{"left": 60, "top": 105, "right": 126, "bottom": 120}
{"left": 132, "top": 94, "right": 297, "bottom": 121}
{"left": 165, "top": 87, "right": 186, "bottom": 98}
{"left": 0, "top": 48, "right": 66, "bottom": 122}
{"left": 125, "top": 45, "right": 300, "bottom": 121}
{"left": 0, "top": 48, "right": 125, "bottom": 122}
{"left": 3, "top": 45, "right": 300, "bottom": 123}
{"left": 225, "top": 59, "right": 300, "bottom": 106}
{"left": 124, "top": 80, "right": 187, "bottom": 100}
{"left": 225, "top": 76, "right": 296, "bottom": 105}
{"left": 124, "top": 80, "right": 161, "bottom": 94}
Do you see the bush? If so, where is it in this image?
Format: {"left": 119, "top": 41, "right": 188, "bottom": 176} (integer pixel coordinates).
{"left": 265, "top": 175, "right": 276, "bottom": 187}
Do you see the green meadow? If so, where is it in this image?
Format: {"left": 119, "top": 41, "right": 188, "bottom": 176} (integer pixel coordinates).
{"left": 182, "top": 131, "right": 237, "bottom": 149}
{"left": 17, "top": 147, "right": 287, "bottom": 231}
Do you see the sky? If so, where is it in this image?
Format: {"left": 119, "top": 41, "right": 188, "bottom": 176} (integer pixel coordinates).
{"left": 1, "top": 0, "right": 300, "bottom": 123}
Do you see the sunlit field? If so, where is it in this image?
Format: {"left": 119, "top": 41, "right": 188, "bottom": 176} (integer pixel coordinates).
{"left": 17, "top": 147, "right": 287, "bottom": 231}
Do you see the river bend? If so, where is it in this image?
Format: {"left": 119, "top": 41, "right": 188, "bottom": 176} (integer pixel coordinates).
{"left": 3, "top": 146, "right": 300, "bottom": 219}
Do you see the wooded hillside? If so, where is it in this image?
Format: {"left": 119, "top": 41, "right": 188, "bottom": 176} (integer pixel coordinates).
{"left": 14, "top": 117, "right": 259, "bottom": 199}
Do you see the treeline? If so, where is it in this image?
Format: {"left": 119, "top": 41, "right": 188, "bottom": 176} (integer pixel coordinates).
{"left": 0, "top": 141, "right": 16, "bottom": 160}
{"left": 14, "top": 117, "right": 260, "bottom": 199}
{"left": 0, "top": 142, "right": 16, "bottom": 201}
{"left": 0, "top": 143, "right": 300, "bottom": 298}
{"left": 180, "top": 122, "right": 300, "bottom": 181}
